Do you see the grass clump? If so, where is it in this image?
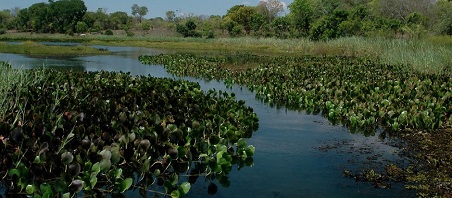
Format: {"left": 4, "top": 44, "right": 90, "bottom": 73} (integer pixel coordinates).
{"left": 0, "top": 62, "right": 44, "bottom": 117}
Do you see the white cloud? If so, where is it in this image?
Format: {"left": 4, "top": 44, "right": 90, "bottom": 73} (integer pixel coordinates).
{"left": 242, "top": 1, "right": 251, "bottom": 5}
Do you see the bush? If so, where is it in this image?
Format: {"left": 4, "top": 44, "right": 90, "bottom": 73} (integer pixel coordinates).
{"left": 205, "top": 31, "right": 215, "bottom": 39}
{"left": 0, "top": 29, "right": 6, "bottom": 35}
{"left": 104, "top": 29, "right": 114, "bottom": 35}
{"left": 126, "top": 31, "right": 135, "bottom": 37}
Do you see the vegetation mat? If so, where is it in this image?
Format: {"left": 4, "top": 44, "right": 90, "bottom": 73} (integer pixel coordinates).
{"left": 0, "top": 68, "right": 258, "bottom": 197}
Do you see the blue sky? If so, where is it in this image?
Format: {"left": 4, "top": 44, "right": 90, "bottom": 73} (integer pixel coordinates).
{"left": 0, "top": 0, "right": 293, "bottom": 18}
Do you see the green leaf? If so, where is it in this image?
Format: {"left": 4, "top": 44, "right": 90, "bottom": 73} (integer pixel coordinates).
{"left": 90, "top": 176, "right": 98, "bottom": 189}
{"left": 171, "top": 189, "right": 180, "bottom": 198}
{"left": 236, "top": 138, "right": 247, "bottom": 148}
{"left": 245, "top": 145, "right": 255, "bottom": 156}
{"left": 54, "top": 179, "right": 67, "bottom": 192}
{"left": 91, "top": 162, "right": 100, "bottom": 174}
{"left": 26, "top": 184, "right": 35, "bottom": 195}
{"left": 42, "top": 190, "right": 53, "bottom": 198}
{"left": 9, "top": 169, "right": 20, "bottom": 177}
{"left": 62, "top": 192, "right": 71, "bottom": 198}
{"left": 119, "top": 178, "right": 133, "bottom": 193}
{"left": 179, "top": 182, "right": 191, "bottom": 194}
{"left": 115, "top": 168, "right": 123, "bottom": 179}
{"left": 99, "top": 159, "right": 111, "bottom": 173}
{"left": 40, "top": 183, "right": 52, "bottom": 194}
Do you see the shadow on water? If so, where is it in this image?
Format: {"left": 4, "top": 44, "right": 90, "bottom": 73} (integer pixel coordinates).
{"left": 0, "top": 44, "right": 415, "bottom": 197}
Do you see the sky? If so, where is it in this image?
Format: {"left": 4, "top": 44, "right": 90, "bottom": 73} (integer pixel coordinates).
{"left": 0, "top": 0, "right": 293, "bottom": 18}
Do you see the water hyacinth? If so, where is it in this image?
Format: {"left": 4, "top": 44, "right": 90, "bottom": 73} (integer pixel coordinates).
{"left": 140, "top": 53, "right": 452, "bottom": 133}
{"left": 0, "top": 69, "right": 258, "bottom": 197}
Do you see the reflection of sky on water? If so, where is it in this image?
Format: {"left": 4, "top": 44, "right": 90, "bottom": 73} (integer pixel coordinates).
{"left": 0, "top": 45, "right": 414, "bottom": 198}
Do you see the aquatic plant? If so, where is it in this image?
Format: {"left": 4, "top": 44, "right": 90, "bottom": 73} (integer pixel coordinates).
{"left": 139, "top": 53, "right": 452, "bottom": 134}
{"left": 0, "top": 69, "right": 258, "bottom": 197}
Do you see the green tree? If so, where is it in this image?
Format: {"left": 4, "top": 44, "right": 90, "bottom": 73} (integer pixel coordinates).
{"left": 132, "top": 4, "right": 148, "bottom": 23}
{"left": 433, "top": 0, "right": 452, "bottom": 35}
{"left": 110, "top": 11, "right": 130, "bottom": 30}
{"left": 138, "top": 6, "right": 149, "bottom": 23}
{"left": 75, "top": 21, "right": 88, "bottom": 33}
{"left": 49, "top": 0, "right": 87, "bottom": 34}
{"left": 272, "top": 15, "right": 291, "bottom": 38}
{"left": 226, "top": 5, "right": 257, "bottom": 34}
{"left": 15, "top": 8, "right": 31, "bottom": 31}
{"left": 288, "top": 0, "right": 316, "bottom": 36}
{"left": 166, "top": 10, "right": 176, "bottom": 21}
{"left": 256, "top": 0, "right": 285, "bottom": 23}
{"left": 92, "top": 8, "right": 109, "bottom": 30}
{"left": 0, "top": 10, "right": 12, "bottom": 29}
{"left": 309, "top": 9, "right": 349, "bottom": 40}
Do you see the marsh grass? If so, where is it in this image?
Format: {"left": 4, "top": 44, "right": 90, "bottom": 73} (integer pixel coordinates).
{"left": 330, "top": 37, "right": 452, "bottom": 75}
{"left": 1, "top": 32, "right": 451, "bottom": 74}
{"left": 0, "top": 62, "right": 46, "bottom": 117}
{"left": 0, "top": 41, "right": 111, "bottom": 57}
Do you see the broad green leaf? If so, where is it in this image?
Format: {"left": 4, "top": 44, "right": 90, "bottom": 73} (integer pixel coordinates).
{"left": 99, "top": 159, "right": 111, "bottom": 173}
{"left": 26, "top": 184, "right": 35, "bottom": 195}
{"left": 245, "top": 145, "right": 255, "bottom": 156}
{"left": 180, "top": 182, "right": 191, "bottom": 194}
{"left": 62, "top": 192, "right": 71, "bottom": 198}
{"left": 115, "top": 168, "right": 123, "bottom": 179}
{"left": 54, "top": 179, "right": 67, "bottom": 192}
{"left": 91, "top": 162, "right": 100, "bottom": 174}
{"left": 171, "top": 189, "right": 180, "bottom": 198}
{"left": 90, "top": 176, "right": 98, "bottom": 189}
{"left": 40, "top": 183, "right": 52, "bottom": 194}
{"left": 119, "top": 178, "right": 133, "bottom": 193}
{"left": 9, "top": 169, "right": 20, "bottom": 177}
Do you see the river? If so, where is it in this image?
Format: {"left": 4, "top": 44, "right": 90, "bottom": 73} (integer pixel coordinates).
{"left": 0, "top": 45, "right": 414, "bottom": 197}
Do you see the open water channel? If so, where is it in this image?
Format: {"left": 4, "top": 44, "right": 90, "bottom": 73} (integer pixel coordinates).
{"left": 0, "top": 44, "right": 415, "bottom": 197}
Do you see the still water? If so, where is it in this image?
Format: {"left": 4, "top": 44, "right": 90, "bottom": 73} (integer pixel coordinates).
{"left": 0, "top": 45, "right": 414, "bottom": 197}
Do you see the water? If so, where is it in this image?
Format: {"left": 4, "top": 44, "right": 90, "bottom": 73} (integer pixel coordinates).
{"left": 0, "top": 45, "right": 414, "bottom": 197}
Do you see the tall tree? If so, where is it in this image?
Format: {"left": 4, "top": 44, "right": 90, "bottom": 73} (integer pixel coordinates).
{"left": 49, "top": 0, "right": 87, "bottom": 33}
{"left": 288, "top": 0, "right": 317, "bottom": 35}
{"left": 256, "top": 0, "right": 284, "bottom": 23}
{"left": 131, "top": 4, "right": 139, "bottom": 18}
{"left": 138, "top": 6, "right": 148, "bottom": 23}
{"left": 226, "top": 5, "right": 258, "bottom": 34}
{"left": 166, "top": 10, "right": 176, "bottom": 21}
{"left": 132, "top": 4, "right": 148, "bottom": 23}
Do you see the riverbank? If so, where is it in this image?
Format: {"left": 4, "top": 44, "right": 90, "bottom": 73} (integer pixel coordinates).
{"left": 0, "top": 40, "right": 110, "bottom": 57}
{"left": 1, "top": 33, "right": 452, "bottom": 75}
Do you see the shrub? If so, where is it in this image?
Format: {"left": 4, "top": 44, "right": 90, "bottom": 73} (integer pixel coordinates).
{"left": 104, "top": 29, "right": 114, "bottom": 35}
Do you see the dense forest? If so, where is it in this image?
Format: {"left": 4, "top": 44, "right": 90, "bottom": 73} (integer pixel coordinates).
{"left": 0, "top": 0, "right": 452, "bottom": 40}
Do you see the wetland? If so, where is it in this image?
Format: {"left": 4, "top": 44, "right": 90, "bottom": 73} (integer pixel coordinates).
{"left": 0, "top": 41, "right": 451, "bottom": 197}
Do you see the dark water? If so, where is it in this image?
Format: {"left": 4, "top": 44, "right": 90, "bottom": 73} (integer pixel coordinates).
{"left": 0, "top": 45, "right": 414, "bottom": 197}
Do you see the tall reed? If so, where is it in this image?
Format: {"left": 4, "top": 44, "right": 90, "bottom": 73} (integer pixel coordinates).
{"left": 0, "top": 62, "right": 44, "bottom": 117}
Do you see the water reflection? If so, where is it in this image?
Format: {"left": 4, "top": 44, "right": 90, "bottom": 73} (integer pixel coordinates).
{"left": 0, "top": 46, "right": 414, "bottom": 197}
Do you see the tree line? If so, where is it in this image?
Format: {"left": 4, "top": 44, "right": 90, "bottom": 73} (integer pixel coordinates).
{"left": 0, "top": 0, "right": 451, "bottom": 40}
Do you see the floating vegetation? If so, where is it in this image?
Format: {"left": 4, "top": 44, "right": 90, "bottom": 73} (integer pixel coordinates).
{"left": 139, "top": 54, "right": 452, "bottom": 134}
{"left": 0, "top": 69, "right": 258, "bottom": 197}
{"left": 140, "top": 53, "right": 452, "bottom": 196}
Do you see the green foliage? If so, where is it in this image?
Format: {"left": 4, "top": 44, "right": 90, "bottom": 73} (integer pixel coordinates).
{"left": 0, "top": 69, "right": 258, "bottom": 197}
{"left": 226, "top": 5, "right": 258, "bottom": 35}
{"left": 76, "top": 21, "right": 88, "bottom": 33}
{"left": 230, "top": 25, "right": 243, "bottom": 37}
{"left": 176, "top": 20, "right": 201, "bottom": 37}
{"left": 140, "top": 53, "right": 452, "bottom": 134}
{"left": 288, "top": 0, "right": 315, "bottom": 35}
{"left": 309, "top": 10, "right": 349, "bottom": 41}
{"left": 104, "top": 29, "right": 114, "bottom": 35}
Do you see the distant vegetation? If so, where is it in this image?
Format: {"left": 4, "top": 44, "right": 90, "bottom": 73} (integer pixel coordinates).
{"left": 1, "top": 0, "right": 452, "bottom": 40}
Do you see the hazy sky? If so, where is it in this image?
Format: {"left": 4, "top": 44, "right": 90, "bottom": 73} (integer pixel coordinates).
{"left": 0, "top": 0, "right": 293, "bottom": 18}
